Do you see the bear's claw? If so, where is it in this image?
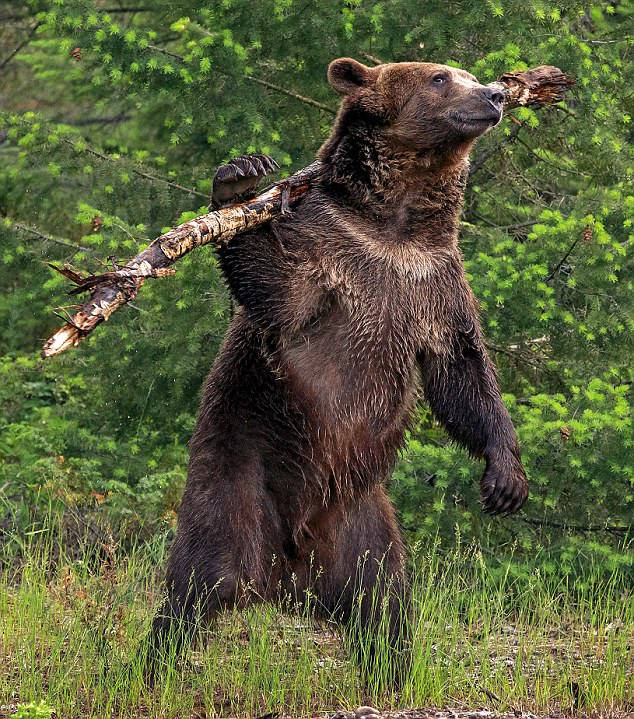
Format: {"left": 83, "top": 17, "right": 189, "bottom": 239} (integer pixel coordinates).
{"left": 480, "top": 454, "right": 528, "bottom": 515}
{"left": 210, "top": 154, "right": 279, "bottom": 209}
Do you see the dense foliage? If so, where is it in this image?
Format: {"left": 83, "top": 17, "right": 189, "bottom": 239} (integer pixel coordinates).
{"left": 1, "top": 0, "right": 632, "bottom": 567}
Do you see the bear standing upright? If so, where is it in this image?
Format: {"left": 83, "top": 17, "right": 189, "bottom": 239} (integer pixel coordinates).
{"left": 148, "top": 58, "right": 528, "bottom": 672}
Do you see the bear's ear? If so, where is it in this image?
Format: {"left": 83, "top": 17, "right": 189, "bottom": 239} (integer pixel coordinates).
{"left": 328, "top": 58, "right": 373, "bottom": 95}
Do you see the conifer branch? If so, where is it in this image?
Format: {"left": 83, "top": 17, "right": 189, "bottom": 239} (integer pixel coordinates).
{"left": 244, "top": 76, "right": 337, "bottom": 114}
{"left": 42, "top": 66, "right": 574, "bottom": 359}
{"left": 144, "top": 43, "right": 337, "bottom": 113}
{"left": 102, "top": 6, "right": 153, "bottom": 11}
{"left": 59, "top": 137, "right": 209, "bottom": 199}
{"left": 360, "top": 52, "right": 385, "bottom": 66}
{"left": 517, "top": 516, "right": 631, "bottom": 536}
{"left": 7, "top": 219, "right": 95, "bottom": 254}
{"left": 68, "top": 114, "right": 132, "bottom": 127}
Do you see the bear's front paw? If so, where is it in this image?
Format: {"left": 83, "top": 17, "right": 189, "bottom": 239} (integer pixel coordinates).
{"left": 480, "top": 453, "right": 528, "bottom": 515}
{"left": 210, "top": 154, "right": 279, "bottom": 210}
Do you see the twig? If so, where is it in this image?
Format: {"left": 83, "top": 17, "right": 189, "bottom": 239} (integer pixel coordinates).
{"left": 8, "top": 220, "right": 95, "bottom": 254}
{"left": 59, "top": 137, "right": 208, "bottom": 199}
{"left": 515, "top": 136, "right": 594, "bottom": 178}
{"left": 360, "top": 52, "right": 385, "bottom": 66}
{"left": 101, "top": 6, "right": 153, "bottom": 11}
{"left": 144, "top": 43, "right": 185, "bottom": 62}
{"left": 131, "top": 169, "right": 208, "bottom": 198}
{"left": 468, "top": 210, "right": 538, "bottom": 232}
{"left": 67, "top": 114, "right": 132, "bottom": 127}
{"left": 517, "top": 516, "right": 631, "bottom": 536}
{"left": 587, "top": 38, "right": 630, "bottom": 44}
{"left": 0, "top": 21, "right": 42, "bottom": 71}
{"left": 469, "top": 123, "right": 522, "bottom": 177}
{"left": 478, "top": 686, "right": 502, "bottom": 707}
{"left": 245, "top": 75, "right": 336, "bottom": 114}
{"left": 545, "top": 235, "right": 581, "bottom": 282}
{"left": 485, "top": 342, "right": 543, "bottom": 369}
{"left": 144, "top": 42, "right": 337, "bottom": 113}
{"left": 495, "top": 219, "right": 539, "bottom": 231}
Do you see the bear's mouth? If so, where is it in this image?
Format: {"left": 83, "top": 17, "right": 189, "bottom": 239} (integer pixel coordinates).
{"left": 449, "top": 111, "right": 501, "bottom": 127}
{"left": 446, "top": 109, "right": 502, "bottom": 138}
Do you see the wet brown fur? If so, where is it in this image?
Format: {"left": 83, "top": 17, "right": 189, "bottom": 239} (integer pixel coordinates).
{"left": 148, "top": 59, "right": 528, "bottom": 674}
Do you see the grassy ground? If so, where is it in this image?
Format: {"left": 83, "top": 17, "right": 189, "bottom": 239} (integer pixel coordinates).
{"left": 0, "top": 525, "right": 632, "bottom": 719}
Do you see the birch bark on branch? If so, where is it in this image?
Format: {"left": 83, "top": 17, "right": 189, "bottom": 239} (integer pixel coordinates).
{"left": 42, "top": 65, "right": 573, "bottom": 359}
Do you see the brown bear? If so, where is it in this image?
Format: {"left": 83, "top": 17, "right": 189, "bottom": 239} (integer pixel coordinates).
{"left": 147, "top": 58, "right": 528, "bottom": 676}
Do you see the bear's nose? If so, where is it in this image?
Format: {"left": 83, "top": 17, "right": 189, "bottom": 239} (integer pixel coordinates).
{"left": 482, "top": 87, "right": 505, "bottom": 106}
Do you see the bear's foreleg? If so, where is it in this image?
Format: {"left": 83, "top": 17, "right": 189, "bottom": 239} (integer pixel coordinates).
{"left": 211, "top": 154, "right": 322, "bottom": 333}
{"left": 418, "top": 334, "right": 528, "bottom": 515}
{"left": 216, "top": 226, "right": 323, "bottom": 334}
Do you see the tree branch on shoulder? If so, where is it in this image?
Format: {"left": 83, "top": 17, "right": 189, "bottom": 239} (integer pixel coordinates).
{"left": 41, "top": 66, "right": 574, "bottom": 359}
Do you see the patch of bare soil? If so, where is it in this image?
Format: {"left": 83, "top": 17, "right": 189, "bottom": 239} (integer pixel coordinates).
{"left": 326, "top": 709, "right": 634, "bottom": 719}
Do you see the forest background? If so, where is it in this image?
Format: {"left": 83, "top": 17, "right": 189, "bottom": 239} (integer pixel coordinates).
{"left": 0, "top": 0, "right": 633, "bottom": 575}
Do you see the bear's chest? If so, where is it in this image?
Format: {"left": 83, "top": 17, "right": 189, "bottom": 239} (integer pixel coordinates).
{"left": 272, "top": 197, "right": 459, "bottom": 433}
{"left": 318, "top": 240, "right": 456, "bottom": 355}
{"left": 276, "top": 255, "right": 448, "bottom": 432}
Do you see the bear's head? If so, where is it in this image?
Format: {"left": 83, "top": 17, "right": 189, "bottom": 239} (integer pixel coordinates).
{"left": 327, "top": 58, "right": 504, "bottom": 154}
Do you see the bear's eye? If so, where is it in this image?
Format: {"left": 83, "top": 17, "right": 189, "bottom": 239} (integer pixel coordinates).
{"left": 432, "top": 73, "right": 449, "bottom": 84}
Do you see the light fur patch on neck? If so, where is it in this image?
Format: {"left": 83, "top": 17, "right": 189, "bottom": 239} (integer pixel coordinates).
{"left": 317, "top": 202, "right": 455, "bottom": 281}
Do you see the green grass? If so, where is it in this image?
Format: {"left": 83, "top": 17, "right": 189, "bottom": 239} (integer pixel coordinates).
{"left": 1, "top": 524, "right": 632, "bottom": 718}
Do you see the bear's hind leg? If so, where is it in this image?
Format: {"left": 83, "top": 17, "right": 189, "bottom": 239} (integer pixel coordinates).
{"left": 308, "top": 488, "right": 412, "bottom": 690}
{"left": 142, "top": 467, "right": 283, "bottom": 682}
{"left": 141, "top": 537, "right": 252, "bottom": 683}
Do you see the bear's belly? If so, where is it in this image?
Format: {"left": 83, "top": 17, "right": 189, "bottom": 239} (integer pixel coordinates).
{"left": 281, "top": 315, "right": 416, "bottom": 417}
{"left": 277, "top": 309, "right": 418, "bottom": 490}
